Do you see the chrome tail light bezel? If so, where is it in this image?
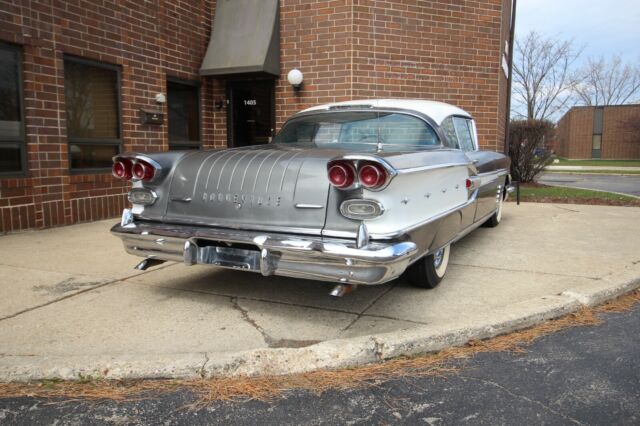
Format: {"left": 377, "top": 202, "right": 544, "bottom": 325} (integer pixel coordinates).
{"left": 327, "top": 156, "right": 396, "bottom": 191}
{"left": 112, "top": 154, "right": 162, "bottom": 183}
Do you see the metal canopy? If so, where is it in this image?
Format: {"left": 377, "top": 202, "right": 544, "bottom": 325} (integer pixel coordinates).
{"left": 199, "top": 0, "right": 280, "bottom": 77}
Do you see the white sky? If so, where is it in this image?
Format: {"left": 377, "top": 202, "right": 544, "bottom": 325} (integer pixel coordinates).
{"left": 515, "top": 0, "right": 640, "bottom": 64}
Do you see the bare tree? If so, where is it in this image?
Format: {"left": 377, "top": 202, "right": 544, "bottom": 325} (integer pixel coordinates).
{"left": 512, "top": 31, "right": 583, "bottom": 120}
{"left": 574, "top": 56, "right": 640, "bottom": 106}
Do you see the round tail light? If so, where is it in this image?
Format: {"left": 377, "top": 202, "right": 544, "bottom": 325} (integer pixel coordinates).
{"left": 112, "top": 158, "right": 133, "bottom": 180}
{"left": 132, "top": 160, "right": 155, "bottom": 181}
{"left": 358, "top": 163, "right": 387, "bottom": 189}
{"left": 328, "top": 161, "right": 356, "bottom": 189}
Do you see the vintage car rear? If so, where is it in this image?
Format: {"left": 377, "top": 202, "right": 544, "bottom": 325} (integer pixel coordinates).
{"left": 111, "top": 100, "right": 510, "bottom": 292}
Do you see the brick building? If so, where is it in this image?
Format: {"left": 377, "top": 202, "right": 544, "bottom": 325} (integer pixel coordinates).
{"left": 0, "top": 0, "right": 514, "bottom": 233}
{"left": 556, "top": 105, "right": 640, "bottom": 160}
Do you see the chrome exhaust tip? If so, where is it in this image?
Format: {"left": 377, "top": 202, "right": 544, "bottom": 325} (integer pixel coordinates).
{"left": 330, "top": 283, "right": 357, "bottom": 298}
{"left": 135, "top": 258, "right": 165, "bottom": 271}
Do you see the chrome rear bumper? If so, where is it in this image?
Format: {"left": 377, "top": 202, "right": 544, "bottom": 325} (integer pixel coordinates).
{"left": 111, "top": 214, "right": 417, "bottom": 285}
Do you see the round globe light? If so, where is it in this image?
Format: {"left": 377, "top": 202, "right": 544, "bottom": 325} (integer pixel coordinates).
{"left": 287, "top": 69, "right": 304, "bottom": 88}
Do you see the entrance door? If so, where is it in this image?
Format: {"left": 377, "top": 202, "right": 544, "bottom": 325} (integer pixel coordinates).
{"left": 228, "top": 80, "right": 275, "bottom": 147}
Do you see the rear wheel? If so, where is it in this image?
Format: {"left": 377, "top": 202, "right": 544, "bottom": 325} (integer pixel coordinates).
{"left": 405, "top": 244, "right": 451, "bottom": 289}
{"left": 484, "top": 187, "right": 505, "bottom": 228}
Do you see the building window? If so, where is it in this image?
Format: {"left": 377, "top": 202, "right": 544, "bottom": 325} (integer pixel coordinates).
{"left": 64, "top": 57, "right": 121, "bottom": 170}
{"left": 167, "top": 80, "right": 200, "bottom": 150}
{"left": 0, "top": 43, "right": 25, "bottom": 175}
{"left": 592, "top": 107, "right": 604, "bottom": 159}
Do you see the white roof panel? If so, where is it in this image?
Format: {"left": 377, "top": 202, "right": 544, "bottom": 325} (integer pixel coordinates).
{"left": 297, "top": 99, "right": 471, "bottom": 125}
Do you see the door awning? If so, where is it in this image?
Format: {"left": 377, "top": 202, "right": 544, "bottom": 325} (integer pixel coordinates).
{"left": 200, "top": 0, "right": 280, "bottom": 77}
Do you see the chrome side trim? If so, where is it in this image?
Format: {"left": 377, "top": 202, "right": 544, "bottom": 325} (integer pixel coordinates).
{"left": 397, "top": 161, "right": 472, "bottom": 175}
{"left": 295, "top": 203, "right": 324, "bottom": 209}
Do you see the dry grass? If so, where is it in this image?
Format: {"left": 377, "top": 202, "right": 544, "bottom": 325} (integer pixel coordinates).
{"left": 0, "top": 290, "right": 638, "bottom": 405}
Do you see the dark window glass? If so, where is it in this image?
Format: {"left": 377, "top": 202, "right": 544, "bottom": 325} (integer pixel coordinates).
{"left": 168, "top": 81, "right": 200, "bottom": 149}
{"left": 0, "top": 146, "right": 22, "bottom": 172}
{"left": 69, "top": 143, "right": 119, "bottom": 169}
{"left": 0, "top": 43, "right": 24, "bottom": 174}
{"left": 64, "top": 58, "right": 121, "bottom": 170}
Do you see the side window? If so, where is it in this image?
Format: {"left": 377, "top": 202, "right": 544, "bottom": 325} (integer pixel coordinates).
{"left": 452, "top": 117, "right": 476, "bottom": 152}
{"left": 441, "top": 117, "right": 459, "bottom": 149}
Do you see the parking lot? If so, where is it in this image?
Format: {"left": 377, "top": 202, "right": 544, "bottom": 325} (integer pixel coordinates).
{"left": 0, "top": 202, "right": 639, "bottom": 381}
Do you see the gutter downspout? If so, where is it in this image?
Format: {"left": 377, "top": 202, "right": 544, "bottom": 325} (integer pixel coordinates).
{"left": 504, "top": 0, "right": 517, "bottom": 155}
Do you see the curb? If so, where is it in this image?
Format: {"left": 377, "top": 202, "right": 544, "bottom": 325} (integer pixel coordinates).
{"left": 1, "top": 268, "right": 639, "bottom": 382}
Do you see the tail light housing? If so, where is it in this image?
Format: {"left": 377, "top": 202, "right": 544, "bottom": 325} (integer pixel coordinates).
{"left": 328, "top": 161, "right": 356, "bottom": 189}
{"left": 112, "top": 156, "right": 159, "bottom": 182}
{"left": 358, "top": 162, "right": 387, "bottom": 189}
{"left": 132, "top": 160, "right": 155, "bottom": 181}
{"left": 327, "top": 159, "right": 392, "bottom": 191}
{"left": 112, "top": 158, "right": 133, "bottom": 180}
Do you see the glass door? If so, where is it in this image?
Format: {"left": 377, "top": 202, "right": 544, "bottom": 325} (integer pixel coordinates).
{"left": 228, "top": 80, "right": 275, "bottom": 147}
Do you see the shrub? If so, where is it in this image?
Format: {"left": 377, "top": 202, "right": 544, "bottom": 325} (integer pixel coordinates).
{"left": 508, "top": 119, "right": 555, "bottom": 183}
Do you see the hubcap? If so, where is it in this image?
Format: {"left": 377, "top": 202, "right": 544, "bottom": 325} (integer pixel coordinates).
{"left": 433, "top": 248, "right": 444, "bottom": 268}
{"left": 496, "top": 195, "right": 503, "bottom": 222}
{"left": 433, "top": 245, "right": 450, "bottom": 278}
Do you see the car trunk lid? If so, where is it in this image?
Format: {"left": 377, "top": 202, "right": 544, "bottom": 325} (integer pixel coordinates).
{"left": 164, "top": 146, "right": 333, "bottom": 234}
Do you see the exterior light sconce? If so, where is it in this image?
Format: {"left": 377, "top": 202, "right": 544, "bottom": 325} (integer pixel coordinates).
{"left": 215, "top": 99, "right": 226, "bottom": 110}
{"left": 287, "top": 69, "right": 304, "bottom": 93}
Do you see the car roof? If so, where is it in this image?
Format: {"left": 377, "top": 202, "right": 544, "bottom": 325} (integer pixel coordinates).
{"left": 297, "top": 99, "right": 472, "bottom": 126}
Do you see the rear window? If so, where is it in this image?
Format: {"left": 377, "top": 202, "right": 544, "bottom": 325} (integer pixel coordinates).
{"left": 274, "top": 111, "right": 440, "bottom": 151}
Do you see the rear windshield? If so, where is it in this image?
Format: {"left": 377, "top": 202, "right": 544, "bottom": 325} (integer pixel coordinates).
{"left": 274, "top": 111, "right": 440, "bottom": 151}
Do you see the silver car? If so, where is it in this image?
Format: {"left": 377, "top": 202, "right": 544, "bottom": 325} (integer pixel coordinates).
{"left": 111, "top": 100, "right": 512, "bottom": 295}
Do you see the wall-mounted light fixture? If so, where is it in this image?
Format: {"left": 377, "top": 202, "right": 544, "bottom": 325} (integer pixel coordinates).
{"left": 214, "top": 99, "right": 226, "bottom": 110}
{"left": 155, "top": 93, "right": 166, "bottom": 104}
{"left": 287, "top": 69, "right": 304, "bottom": 92}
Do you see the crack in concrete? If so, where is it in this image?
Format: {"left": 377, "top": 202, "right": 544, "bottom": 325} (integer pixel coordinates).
{"left": 339, "top": 281, "right": 399, "bottom": 334}
{"left": 552, "top": 205, "right": 581, "bottom": 213}
{"left": 199, "top": 353, "right": 210, "bottom": 378}
{"left": 459, "top": 375, "right": 586, "bottom": 425}
{"left": 230, "top": 297, "right": 274, "bottom": 347}
{"left": 449, "top": 263, "right": 601, "bottom": 280}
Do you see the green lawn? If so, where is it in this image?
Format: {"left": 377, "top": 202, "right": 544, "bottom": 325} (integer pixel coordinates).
{"left": 517, "top": 184, "right": 640, "bottom": 205}
{"left": 553, "top": 158, "right": 640, "bottom": 167}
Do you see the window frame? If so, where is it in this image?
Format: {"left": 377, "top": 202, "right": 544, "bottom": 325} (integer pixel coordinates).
{"left": 0, "top": 42, "right": 27, "bottom": 178}
{"left": 167, "top": 77, "right": 202, "bottom": 151}
{"left": 64, "top": 55, "right": 123, "bottom": 174}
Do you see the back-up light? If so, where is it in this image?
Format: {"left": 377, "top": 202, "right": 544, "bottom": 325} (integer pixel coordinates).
{"left": 327, "top": 159, "right": 390, "bottom": 190}
{"left": 112, "top": 157, "right": 156, "bottom": 182}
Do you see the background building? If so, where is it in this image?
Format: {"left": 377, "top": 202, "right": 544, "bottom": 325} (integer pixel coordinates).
{"left": 0, "top": 0, "right": 514, "bottom": 233}
{"left": 556, "top": 105, "right": 640, "bottom": 160}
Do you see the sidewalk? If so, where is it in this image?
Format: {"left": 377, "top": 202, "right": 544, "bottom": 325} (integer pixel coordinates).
{"left": 0, "top": 203, "right": 639, "bottom": 381}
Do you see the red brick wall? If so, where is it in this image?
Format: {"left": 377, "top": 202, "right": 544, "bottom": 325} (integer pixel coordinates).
{"left": 1, "top": 0, "right": 510, "bottom": 233}
{"left": 0, "top": 0, "right": 215, "bottom": 233}
{"left": 602, "top": 105, "right": 640, "bottom": 159}
{"left": 556, "top": 105, "right": 640, "bottom": 159}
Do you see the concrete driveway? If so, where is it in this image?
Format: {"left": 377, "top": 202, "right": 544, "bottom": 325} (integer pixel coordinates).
{"left": 538, "top": 172, "right": 640, "bottom": 197}
{"left": 0, "top": 203, "right": 639, "bottom": 381}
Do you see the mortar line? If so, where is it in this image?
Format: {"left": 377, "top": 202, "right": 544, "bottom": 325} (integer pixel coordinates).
{"left": 0, "top": 263, "right": 176, "bottom": 322}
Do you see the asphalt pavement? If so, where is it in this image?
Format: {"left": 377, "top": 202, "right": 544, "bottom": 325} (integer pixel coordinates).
{"left": 1, "top": 302, "right": 638, "bottom": 425}
{"left": 538, "top": 173, "right": 640, "bottom": 197}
